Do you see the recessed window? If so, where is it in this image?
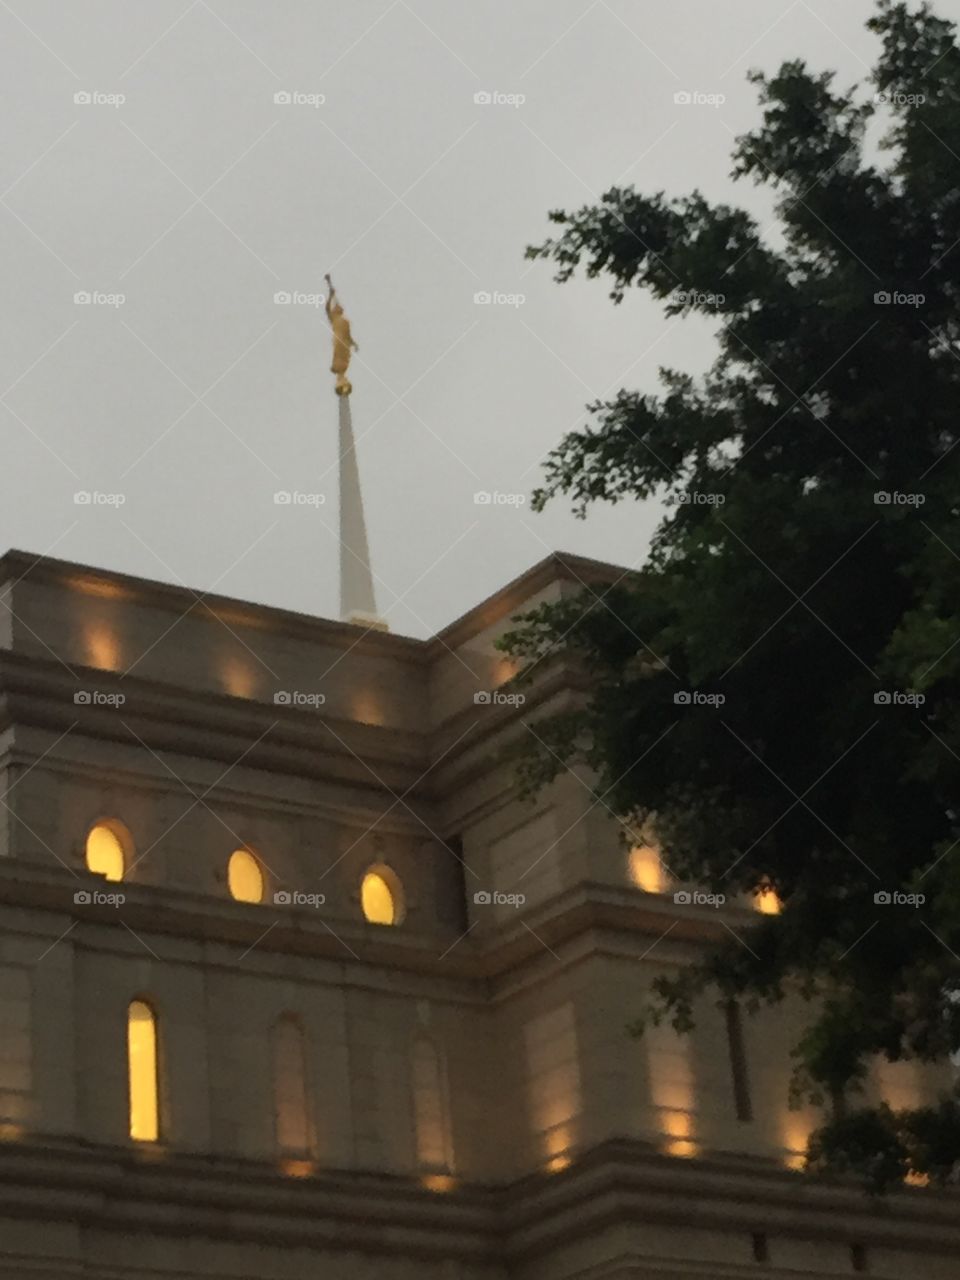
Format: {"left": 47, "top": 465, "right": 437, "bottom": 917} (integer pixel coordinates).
{"left": 361, "top": 866, "right": 403, "bottom": 925}
{"left": 127, "top": 1000, "right": 159, "bottom": 1142}
{"left": 85, "top": 821, "right": 128, "bottom": 882}
{"left": 228, "top": 849, "right": 264, "bottom": 903}
{"left": 273, "top": 1015, "right": 310, "bottom": 1157}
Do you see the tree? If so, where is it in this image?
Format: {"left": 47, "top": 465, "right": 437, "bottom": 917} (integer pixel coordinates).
{"left": 501, "top": 0, "right": 960, "bottom": 1190}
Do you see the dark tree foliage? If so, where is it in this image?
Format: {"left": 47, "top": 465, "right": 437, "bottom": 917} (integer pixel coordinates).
{"left": 500, "top": 1, "right": 960, "bottom": 1190}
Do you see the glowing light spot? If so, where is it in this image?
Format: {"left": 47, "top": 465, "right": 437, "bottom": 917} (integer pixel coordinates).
{"left": 228, "top": 849, "right": 264, "bottom": 903}
{"left": 754, "top": 885, "right": 782, "bottom": 915}
{"left": 128, "top": 1001, "right": 159, "bottom": 1142}
{"left": 362, "top": 868, "right": 401, "bottom": 925}
{"left": 85, "top": 823, "right": 126, "bottom": 882}
{"left": 421, "top": 1173, "right": 457, "bottom": 1192}
{"left": 85, "top": 624, "right": 122, "bottom": 671}
{"left": 629, "top": 845, "right": 667, "bottom": 894}
{"left": 280, "top": 1158, "right": 315, "bottom": 1179}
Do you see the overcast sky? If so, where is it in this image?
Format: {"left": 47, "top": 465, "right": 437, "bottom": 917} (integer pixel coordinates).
{"left": 0, "top": 0, "right": 897, "bottom": 636}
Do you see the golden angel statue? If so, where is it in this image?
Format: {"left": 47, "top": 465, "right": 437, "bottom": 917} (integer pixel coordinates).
{"left": 325, "top": 273, "right": 359, "bottom": 396}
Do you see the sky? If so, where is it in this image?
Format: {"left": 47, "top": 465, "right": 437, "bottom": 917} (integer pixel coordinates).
{"left": 0, "top": 0, "right": 899, "bottom": 637}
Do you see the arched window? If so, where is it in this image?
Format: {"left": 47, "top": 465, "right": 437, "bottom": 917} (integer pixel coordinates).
{"left": 412, "top": 1038, "right": 452, "bottom": 1171}
{"left": 361, "top": 865, "right": 404, "bottom": 925}
{"left": 273, "top": 1015, "right": 310, "bottom": 1156}
{"left": 85, "top": 820, "right": 129, "bottom": 882}
{"left": 228, "top": 848, "right": 264, "bottom": 903}
{"left": 127, "top": 1000, "right": 159, "bottom": 1142}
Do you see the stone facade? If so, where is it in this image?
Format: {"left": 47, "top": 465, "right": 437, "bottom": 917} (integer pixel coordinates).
{"left": 0, "top": 547, "right": 956, "bottom": 1279}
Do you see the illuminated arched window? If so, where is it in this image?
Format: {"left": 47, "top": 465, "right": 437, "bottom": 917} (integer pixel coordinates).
{"left": 412, "top": 1038, "right": 453, "bottom": 1172}
{"left": 361, "top": 865, "right": 404, "bottom": 925}
{"left": 273, "top": 1015, "right": 310, "bottom": 1156}
{"left": 228, "top": 848, "right": 264, "bottom": 903}
{"left": 127, "top": 1000, "right": 159, "bottom": 1142}
{"left": 85, "top": 820, "right": 129, "bottom": 882}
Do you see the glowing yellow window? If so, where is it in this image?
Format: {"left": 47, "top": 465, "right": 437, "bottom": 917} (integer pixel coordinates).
{"left": 128, "top": 1000, "right": 159, "bottom": 1142}
{"left": 362, "top": 869, "right": 399, "bottom": 925}
{"left": 228, "top": 849, "right": 264, "bottom": 903}
{"left": 85, "top": 822, "right": 126, "bottom": 882}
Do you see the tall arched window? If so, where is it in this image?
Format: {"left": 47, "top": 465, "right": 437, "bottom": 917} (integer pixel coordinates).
{"left": 227, "top": 848, "right": 264, "bottom": 903}
{"left": 273, "top": 1015, "right": 311, "bottom": 1156}
{"left": 361, "top": 864, "right": 404, "bottom": 925}
{"left": 412, "top": 1038, "right": 453, "bottom": 1172}
{"left": 86, "top": 820, "right": 130, "bottom": 882}
{"left": 127, "top": 1000, "right": 159, "bottom": 1142}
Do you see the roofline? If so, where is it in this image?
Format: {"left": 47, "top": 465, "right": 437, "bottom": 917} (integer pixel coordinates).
{"left": 0, "top": 549, "right": 425, "bottom": 660}
{"left": 428, "top": 551, "right": 638, "bottom": 653}
{"left": 0, "top": 548, "right": 637, "bottom": 657}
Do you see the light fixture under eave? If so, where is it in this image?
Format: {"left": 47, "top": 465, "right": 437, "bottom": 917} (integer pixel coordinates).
{"left": 421, "top": 1173, "right": 458, "bottom": 1193}
{"left": 754, "top": 885, "right": 782, "bottom": 915}
{"left": 280, "top": 1158, "right": 316, "bottom": 1179}
{"left": 629, "top": 845, "right": 667, "bottom": 894}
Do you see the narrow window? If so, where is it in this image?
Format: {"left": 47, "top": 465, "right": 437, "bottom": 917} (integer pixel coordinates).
{"left": 273, "top": 1016, "right": 310, "bottom": 1156}
{"left": 724, "top": 998, "right": 753, "bottom": 1122}
{"left": 412, "top": 1038, "right": 452, "bottom": 1171}
{"left": 127, "top": 1000, "right": 159, "bottom": 1142}
{"left": 361, "top": 866, "right": 404, "bottom": 925}
{"left": 751, "top": 1233, "right": 769, "bottom": 1263}
{"left": 851, "top": 1243, "right": 868, "bottom": 1273}
{"left": 227, "top": 848, "right": 264, "bottom": 903}
{"left": 86, "top": 821, "right": 128, "bottom": 881}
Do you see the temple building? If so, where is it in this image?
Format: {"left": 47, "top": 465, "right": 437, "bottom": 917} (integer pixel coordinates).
{"left": 0, "top": 546, "right": 956, "bottom": 1278}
